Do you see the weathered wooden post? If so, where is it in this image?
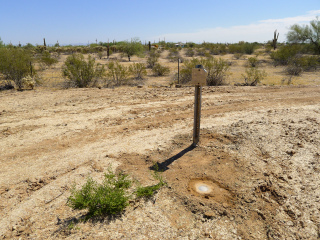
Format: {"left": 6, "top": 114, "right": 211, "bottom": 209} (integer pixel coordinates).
{"left": 30, "top": 61, "right": 33, "bottom": 75}
{"left": 107, "top": 39, "right": 110, "bottom": 59}
{"left": 178, "top": 58, "right": 180, "bottom": 84}
{"left": 191, "top": 65, "right": 207, "bottom": 146}
{"left": 175, "top": 58, "right": 182, "bottom": 88}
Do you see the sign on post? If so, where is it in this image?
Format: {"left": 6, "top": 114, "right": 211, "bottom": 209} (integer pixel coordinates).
{"left": 192, "top": 65, "right": 207, "bottom": 146}
{"left": 191, "top": 67, "right": 207, "bottom": 86}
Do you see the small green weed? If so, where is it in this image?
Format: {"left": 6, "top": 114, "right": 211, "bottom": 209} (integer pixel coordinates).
{"left": 67, "top": 170, "right": 131, "bottom": 218}
{"left": 135, "top": 182, "right": 165, "bottom": 199}
{"left": 67, "top": 166, "right": 166, "bottom": 219}
{"left": 135, "top": 163, "right": 166, "bottom": 199}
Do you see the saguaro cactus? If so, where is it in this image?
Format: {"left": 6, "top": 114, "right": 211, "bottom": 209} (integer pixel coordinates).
{"left": 272, "top": 30, "right": 279, "bottom": 50}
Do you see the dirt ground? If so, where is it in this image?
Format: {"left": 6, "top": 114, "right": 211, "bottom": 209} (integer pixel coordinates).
{"left": 1, "top": 83, "right": 320, "bottom": 239}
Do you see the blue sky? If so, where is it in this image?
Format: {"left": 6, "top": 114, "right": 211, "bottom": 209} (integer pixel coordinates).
{"left": 0, "top": 0, "right": 319, "bottom": 45}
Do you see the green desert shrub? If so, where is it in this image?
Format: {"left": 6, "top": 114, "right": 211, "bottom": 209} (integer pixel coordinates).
{"left": 129, "top": 62, "right": 147, "bottom": 80}
{"left": 242, "top": 67, "right": 267, "bottom": 86}
{"left": 247, "top": 57, "right": 259, "bottom": 67}
{"left": 185, "top": 48, "right": 195, "bottom": 57}
{"left": 0, "top": 37, "right": 4, "bottom": 48}
{"left": 146, "top": 50, "right": 160, "bottom": 68}
{"left": 68, "top": 168, "right": 166, "bottom": 219}
{"left": 298, "top": 55, "right": 319, "bottom": 71}
{"left": 284, "top": 55, "right": 319, "bottom": 76}
{"left": 167, "top": 48, "right": 181, "bottom": 62}
{"left": 196, "top": 48, "right": 207, "bottom": 57}
{"left": 285, "top": 57, "right": 304, "bottom": 76}
{"left": 208, "top": 44, "right": 227, "bottom": 55}
{"left": 0, "top": 48, "right": 35, "bottom": 90}
{"left": 39, "top": 51, "right": 59, "bottom": 68}
{"left": 67, "top": 171, "right": 132, "bottom": 217}
{"left": 205, "top": 57, "right": 230, "bottom": 86}
{"left": 152, "top": 63, "right": 170, "bottom": 76}
{"left": 62, "top": 53, "right": 105, "bottom": 88}
{"left": 242, "top": 42, "right": 257, "bottom": 54}
{"left": 228, "top": 42, "right": 258, "bottom": 55}
{"left": 179, "top": 57, "right": 230, "bottom": 86}
{"left": 107, "top": 61, "right": 130, "bottom": 86}
{"left": 22, "top": 43, "right": 36, "bottom": 50}
{"left": 270, "top": 44, "right": 301, "bottom": 66}
{"left": 179, "top": 58, "right": 202, "bottom": 84}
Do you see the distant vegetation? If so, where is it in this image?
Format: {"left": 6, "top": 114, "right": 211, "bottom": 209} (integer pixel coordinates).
{"left": 0, "top": 17, "right": 319, "bottom": 90}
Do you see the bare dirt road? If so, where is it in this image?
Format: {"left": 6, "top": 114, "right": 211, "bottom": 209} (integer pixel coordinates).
{"left": 1, "top": 85, "right": 320, "bottom": 239}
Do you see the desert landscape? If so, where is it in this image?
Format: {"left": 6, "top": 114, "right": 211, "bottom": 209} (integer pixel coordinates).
{"left": 1, "top": 47, "right": 320, "bottom": 239}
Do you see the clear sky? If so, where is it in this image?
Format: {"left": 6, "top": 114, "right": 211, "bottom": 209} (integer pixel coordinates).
{"left": 0, "top": 0, "right": 319, "bottom": 46}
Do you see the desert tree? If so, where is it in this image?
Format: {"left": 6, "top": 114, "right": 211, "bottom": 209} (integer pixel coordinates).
{"left": 287, "top": 17, "right": 320, "bottom": 54}
{"left": 120, "top": 38, "right": 144, "bottom": 61}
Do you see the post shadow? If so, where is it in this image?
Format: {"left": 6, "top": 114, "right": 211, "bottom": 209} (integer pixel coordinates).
{"left": 149, "top": 144, "right": 196, "bottom": 172}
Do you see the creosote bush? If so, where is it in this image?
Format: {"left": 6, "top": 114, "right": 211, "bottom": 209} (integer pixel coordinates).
{"left": 270, "top": 44, "right": 301, "bottom": 66}
{"left": 179, "top": 58, "right": 200, "bottom": 84}
{"left": 180, "top": 57, "right": 230, "bottom": 86}
{"left": 167, "top": 48, "right": 181, "bottom": 62}
{"left": 38, "top": 51, "right": 59, "bottom": 69}
{"left": 185, "top": 48, "right": 195, "bottom": 57}
{"left": 228, "top": 42, "right": 258, "bottom": 54}
{"left": 247, "top": 57, "right": 259, "bottom": 67}
{"left": 152, "top": 63, "right": 170, "bottom": 76}
{"left": 285, "top": 57, "right": 303, "bottom": 76}
{"left": 242, "top": 67, "right": 267, "bottom": 86}
{"left": 129, "top": 62, "right": 147, "bottom": 80}
{"left": 196, "top": 48, "right": 207, "bottom": 57}
{"left": 62, "top": 53, "right": 105, "bottom": 88}
{"left": 0, "top": 48, "right": 35, "bottom": 90}
{"left": 205, "top": 57, "right": 230, "bottom": 86}
{"left": 68, "top": 168, "right": 166, "bottom": 219}
{"left": 67, "top": 171, "right": 131, "bottom": 217}
{"left": 146, "top": 50, "right": 160, "bottom": 68}
{"left": 107, "top": 61, "right": 130, "bottom": 86}
{"left": 287, "top": 55, "right": 319, "bottom": 76}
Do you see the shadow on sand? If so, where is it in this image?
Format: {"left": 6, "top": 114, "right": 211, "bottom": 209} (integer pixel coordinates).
{"left": 149, "top": 144, "right": 196, "bottom": 172}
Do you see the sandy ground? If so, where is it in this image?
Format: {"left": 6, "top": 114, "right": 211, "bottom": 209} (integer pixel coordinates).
{"left": 1, "top": 84, "right": 320, "bottom": 239}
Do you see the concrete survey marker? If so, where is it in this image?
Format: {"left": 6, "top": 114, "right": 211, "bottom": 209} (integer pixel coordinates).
{"left": 188, "top": 178, "right": 234, "bottom": 204}
{"left": 194, "top": 182, "right": 212, "bottom": 194}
